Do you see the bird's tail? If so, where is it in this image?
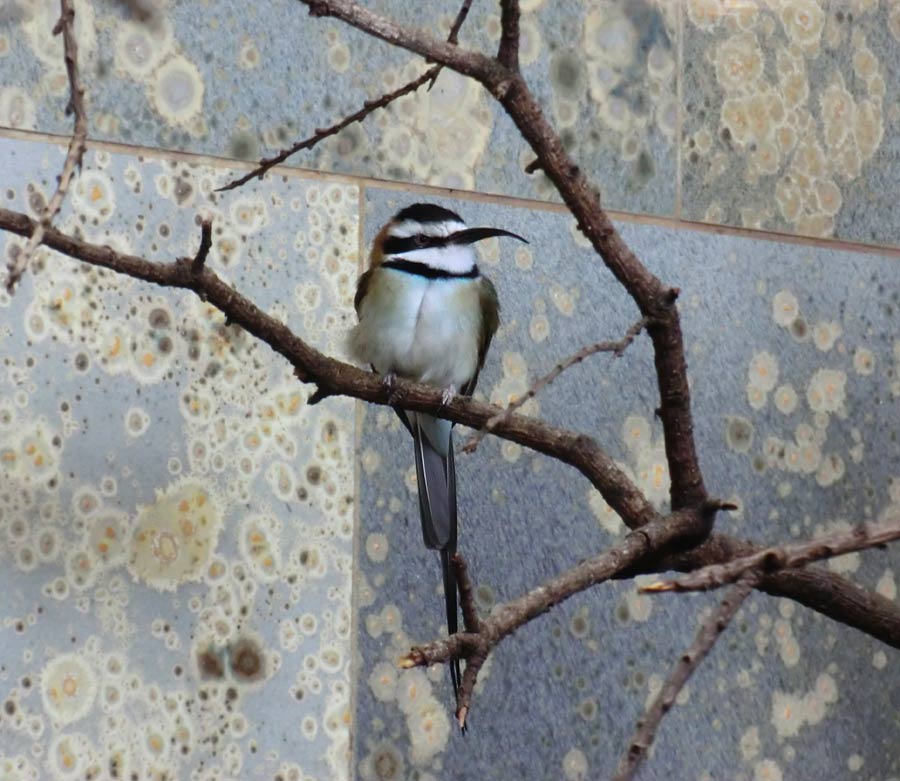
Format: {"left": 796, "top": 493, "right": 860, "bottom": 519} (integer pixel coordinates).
{"left": 409, "top": 411, "right": 463, "bottom": 723}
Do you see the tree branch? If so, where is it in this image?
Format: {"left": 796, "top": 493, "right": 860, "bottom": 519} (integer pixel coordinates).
{"left": 639, "top": 532, "right": 900, "bottom": 652}
{"left": 453, "top": 553, "right": 483, "bottom": 633}
{"left": 451, "top": 553, "right": 485, "bottom": 730}
{"left": 613, "top": 575, "right": 758, "bottom": 781}
{"left": 0, "top": 205, "right": 657, "bottom": 529}
{"left": 298, "top": 0, "right": 706, "bottom": 512}
{"left": 497, "top": 0, "right": 520, "bottom": 70}
{"left": 5, "top": 0, "right": 87, "bottom": 293}
{"left": 401, "top": 507, "right": 721, "bottom": 723}
{"left": 462, "top": 317, "right": 647, "bottom": 454}
{"left": 302, "top": 0, "right": 505, "bottom": 83}
{"left": 216, "top": 0, "right": 475, "bottom": 193}
{"left": 4, "top": 206, "right": 900, "bottom": 655}
{"left": 644, "top": 517, "right": 900, "bottom": 594}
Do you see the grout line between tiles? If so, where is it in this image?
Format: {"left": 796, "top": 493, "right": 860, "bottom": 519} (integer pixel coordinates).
{"left": 2, "top": 127, "right": 899, "bottom": 260}
{"left": 346, "top": 181, "right": 366, "bottom": 776}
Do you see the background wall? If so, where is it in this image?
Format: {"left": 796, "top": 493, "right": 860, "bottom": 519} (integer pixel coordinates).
{"left": 1, "top": 2, "right": 899, "bottom": 780}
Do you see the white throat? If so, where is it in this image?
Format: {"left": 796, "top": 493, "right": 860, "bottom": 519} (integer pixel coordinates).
{"left": 391, "top": 244, "right": 477, "bottom": 275}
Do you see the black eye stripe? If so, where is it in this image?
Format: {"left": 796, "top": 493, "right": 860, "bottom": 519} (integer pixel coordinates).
{"left": 382, "top": 234, "right": 444, "bottom": 255}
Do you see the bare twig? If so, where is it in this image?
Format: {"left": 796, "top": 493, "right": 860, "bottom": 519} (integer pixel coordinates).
{"left": 613, "top": 575, "right": 758, "bottom": 781}
{"left": 6, "top": 0, "right": 87, "bottom": 293}
{"left": 644, "top": 529, "right": 900, "bottom": 654}
{"left": 216, "top": 70, "right": 439, "bottom": 192}
{"left": 644, "top": 517, "right": 900, "bottom": 594}
{"left": 452, "top": 553, "right": 483, "bottom": 633}
{"left": 444, "top": 0, "right": 474, "bottom": 45}
{"left": 451, "top": 553, "right": 484, "bottom": 729}
{"left": 498, "top": 0, "right": 520, "bottom": 70}
{"left": 216, "top": 0, "right": 474, "bottom": 193}
{"left": 462, "top": 317, "right": 647, "bottom": 454}
{"left": 185, "top": 219, "right": 213, "bottom": 274}
{"left": 455, "top": 650, "right": 485, "bottom": 730}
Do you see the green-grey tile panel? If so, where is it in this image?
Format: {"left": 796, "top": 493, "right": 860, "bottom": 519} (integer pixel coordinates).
{"left": 0, "top": 136, "right": 357, "bottom": 780}
{"left": 0, "top": 0, "right": 677, "bottom": 216}
{"left": 353, "top": 187, "right": 900, "bottom": 779}
{"left": 683, "top": 0, "right": 900, "bottom": 247}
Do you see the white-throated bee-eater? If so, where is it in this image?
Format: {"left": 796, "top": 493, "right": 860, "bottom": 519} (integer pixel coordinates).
{"left": 351, "top": 203, "right": 527, "bottom": 725}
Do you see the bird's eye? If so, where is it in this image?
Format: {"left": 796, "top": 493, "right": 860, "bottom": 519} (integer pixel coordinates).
{"left": 413, "top": 234, "right": 428, "bottom": 247}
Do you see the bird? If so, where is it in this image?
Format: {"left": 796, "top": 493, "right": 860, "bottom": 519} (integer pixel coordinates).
{"left": 350, "top": 202, "right": 527, "bottom": 725}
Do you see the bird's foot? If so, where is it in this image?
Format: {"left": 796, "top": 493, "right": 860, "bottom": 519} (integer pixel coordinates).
{"left": 381, "top": 371, "right": 401, "bottom": 406}
{"left": 440, "top": 384, "right": 457, "bottom": 408}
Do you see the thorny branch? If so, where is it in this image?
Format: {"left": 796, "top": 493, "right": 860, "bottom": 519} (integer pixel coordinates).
{"left": 462, "top": 316, "right": 647, "bottom": 454}
{"left": 643, "top": 517, "right": 900, "bottom": 595}
{"left": 216, "top": 0, "right": 474, "bottom": 193}
{"left": 5, "top": 206, "right": 900, "bottom": 659}
{"left": 5, "top": 0, "right": 87, "bottom": 293}
{"left": 613, "top": 575, "right": 759, "bottom": 781}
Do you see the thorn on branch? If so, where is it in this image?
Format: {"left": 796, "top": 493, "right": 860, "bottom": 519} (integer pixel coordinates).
{"left": 524, "top": 158, "right": 543, "bottom": 174}
{"left": 191, "top": 219, "right": 213, "bottom": 274}
{"left": 703, "top": 498, "right": 738, "bottom": 514}
{"left": 306, "top": 386, "right": 334, "bottom": 406}
{"left": 399, "top": 648, "right": 427, "bottom": 669}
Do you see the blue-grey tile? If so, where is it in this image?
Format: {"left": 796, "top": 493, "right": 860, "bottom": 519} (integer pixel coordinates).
{"left": 0, "top": 0, "right": 677, "bottom": 216}
{"left": 0, "top": 136, "right": 358, "bottom": 779}
{"left": 353, "top": 187, "right": 900, "bottom": 779}
{"left": 682, "top": 0, "right": 900, "bottom": 247}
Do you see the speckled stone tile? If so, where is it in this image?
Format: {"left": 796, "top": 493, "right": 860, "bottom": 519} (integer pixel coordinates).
{"left": 682, "top": 0, "right": 900, "bottom": 247}
{"left": 0, "top": 137, "right": 358, "bottom": 780}
{"left": 0, "top": 0, "right": 677, "bottom": 216}
{"left": 353, "top": 188, "right": 900, "bottom": 780}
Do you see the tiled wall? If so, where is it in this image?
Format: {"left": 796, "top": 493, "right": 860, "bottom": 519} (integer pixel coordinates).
{"left": 1, "top": 2, "right": 899, "bottom": 780}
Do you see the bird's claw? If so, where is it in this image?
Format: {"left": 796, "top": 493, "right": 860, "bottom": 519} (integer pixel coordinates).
{"left": 440, "top": 385, "right": 457, "bottom": 408}
{"left": 382, "top": 372, "right": 401, "bottom": 406}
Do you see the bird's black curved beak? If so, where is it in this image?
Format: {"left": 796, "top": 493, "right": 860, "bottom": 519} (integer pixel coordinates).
{"left": 447, "top": 227, "right": 529, "bottom": 245}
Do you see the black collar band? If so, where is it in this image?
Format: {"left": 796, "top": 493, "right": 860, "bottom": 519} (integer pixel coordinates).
{"left": 381, "top": 259, "right": 479, "bottom": 280}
